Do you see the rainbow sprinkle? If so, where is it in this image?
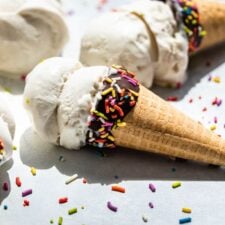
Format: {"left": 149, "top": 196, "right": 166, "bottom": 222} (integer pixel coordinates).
{"left": 171, "top": 0, "right": 206, "bottom": 52}
{"left": 86, "top": 66, "right": 140, "bottom": 148}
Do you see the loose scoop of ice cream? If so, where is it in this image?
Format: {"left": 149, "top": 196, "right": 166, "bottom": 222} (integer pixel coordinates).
{"left": 80, "top": 0, "right": 188, "bottom": 88}
{"left": 0, "top": 0, "right": 68, "bottom": 78}
{"left": 24, "top": 57, "right": 139, "bottom": 150}
{"left": 0, "top": 95, "right": 15, "bottom": 166}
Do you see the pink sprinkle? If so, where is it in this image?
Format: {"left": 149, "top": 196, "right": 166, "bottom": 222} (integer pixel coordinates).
{"left": 2, "top": 182, "right": 9, "bottom": 191}
{"left": 149, "top": 202, "right": 154, "bottom": 208}
{"left": 149, "top": 183, "right": 156, "bottom": 192}
{"left": 189, "top": 98, "right": 193, "bottom": 103}
{"left": 122, "top": 75, "right": 138, "bottom": 86}
{"left": 198, "top": 96, "right": 202, "bottom": 100}
{"left": 202, "top": 107, "right": 207, "bottom": 112}
{"left": 212, "top": 97, "right": 218, "bottom": 105}
{"left": 208, "top": 75, "right": 212, "bottom": 81}
{"left": 214, "top": 117, "right": 218, "bottom": 124}
{"left": 22, "top": 189, "right": 32, "bottom": 197}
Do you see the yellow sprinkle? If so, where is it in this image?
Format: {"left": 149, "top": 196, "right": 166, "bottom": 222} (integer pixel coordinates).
{"left": 100, "top": 133, "right": 109, "bottom": 138}
{"left": 112, "top": 89, "right": 116, "bottom": 98}
{"left": 12, "top": 146, "right": 17, "bottom": 151}
{"left": 212, "top": 76, "right": 221, "bottom": 83}
{"left": 172, "top": 181, "right": 181, "bottom": 188}
{"left": 98, "top": 127, "right": 105, "bottom": 132}
{"left": 25, "top": 98, "right": 30, "bottom": 104}
{"left": 91, "top": 110, "right": 108, "bottom": 120}
{"left": 200, "top": 30, "right": 207, "bottom": 37}
{"left": 105, "top": 78, "right": 112, "bottom": 83}
{"left": 4, "top": 87, "right": 11, "bottom": 93}
{"left": 210, "top": 124, "right": 216, "bottom": 131}
{"left": 182, "top": 208, "right": 192, "bottom": 213}
{"left": 188, "top": 15, "right": 193, "bottom": 20}
{"left": 129, "top": 89, "right": 139, "bottom": 97}
{"left": 117, "top": 122, "right": 126, "bottom": 127}
{"left": 108, "top": 135, "right": 115, "bottom": 141}
{"left": 191, "top": 11, "right": 198, "bottom": 17}
{"left": 102, "top": 87, "right": 113, "bottom": 96}
{"left": 192, "top": 20, "right": 197, "bottom": 25}
{"left": 31, "top": 167, "right": 37, "bottom": 176}
{"left": 110, "top": 107, "right": 115, "bottom": 112}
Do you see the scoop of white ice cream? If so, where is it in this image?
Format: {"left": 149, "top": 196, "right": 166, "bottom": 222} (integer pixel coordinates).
{"left": 24, "top": 57, "right": 111, "bottom": 150}
{"left": 0, "top": 96, "right": 15, "bottom": 166}
{"left": 80, "top": 0, "right": 188, "bottom": 88}
{"left": 0, "top": 0, "right": 68, "bottom": 78}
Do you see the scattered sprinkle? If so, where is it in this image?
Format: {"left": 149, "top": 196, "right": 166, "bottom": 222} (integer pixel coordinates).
{"left": 107, "top": 201, "right": 117, "bottom": 212}
{"left": 212, "top": 76, "right": 221, "bottom": 83}
{"left": 179, "top": 217, "right": 192, "bottom": 224}
{"left": 188, "top": 99, "right": 193, "bottom": 103}
{"left": 25, "top": 98, "right": 30, "bottom": 104}
{"left": 22, "top": 189, "right": 32, "bottom": 197}
{"left": 142, "top": 215, "right": 148, "bottom": 223}
{"left": 166, "top": 96, "right": 178, "bottom": 101}
{"left": 31, "top": 167, "right": 37, "bottom": 176}
{"left": 149, "top": 202, "right": 154, "bottom": 208}
{"left": 59, "top": 197, "right": 68, "bottom": 204}
{"left": 65, "top": 174, "right": 78, "bottom": 185}
{"left": 15, "top": 177, "right": 22, "bottom": 187}
{"left": 172, "top": 181, "right": 181, "bottom": 189}
{"left": 2, "top": 182, "right": 9, "bottom": 191}
{"left": 68, "top": 208, "right": 77, "bottom": 215}
{"left": 23, "top": 199, "right": 30, "bottom": 207}
{"left": 58, "top": 156, "right": 65, "bottom": 162}
{"left": 3, "top": 205, "right": 8, "bottom": 210}
{"left": 182, "top": 208, "right": 192, "bottom": 213}
{"left": 12, "top": 145, "right": 17, "bottom": 150}
{"left": 202, "top": 107, "right": 207, "bottom": 112}
{"left": 50, "top": 219, "right": 54, "bottom": 224}
{"left": 149, "top": 183, "right": 156, "bottom": 192}
{"left": 214, "top": 117, "right": 218, "bottom": 124}
{"left": 111, "top": 185, "right": 125, "bottom": 193}
{"left": 82, "top": 178, "right": 87, "bottom": 184}
{"left": 58, "top": 216, "right": 63, "bottom": 225}
{"left": 210, "top": 124, "right": 217, "bottom": 131}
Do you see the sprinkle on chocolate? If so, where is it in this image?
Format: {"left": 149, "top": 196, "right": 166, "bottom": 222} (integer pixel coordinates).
{"left": 86, "top": 66, "right": 140, "bottom": 148}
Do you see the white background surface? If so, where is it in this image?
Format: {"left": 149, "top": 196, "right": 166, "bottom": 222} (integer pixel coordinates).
{"left": 1, "top": 0, "right": 225, "bottom": 225}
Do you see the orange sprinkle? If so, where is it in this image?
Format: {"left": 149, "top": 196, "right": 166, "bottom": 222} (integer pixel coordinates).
{"left": 112, "top": 185, "right": 125, "bottom": 193}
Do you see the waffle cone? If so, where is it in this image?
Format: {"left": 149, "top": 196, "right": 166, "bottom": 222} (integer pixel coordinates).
{"left": 112, "top": 85, "right": 225, "bottom": 166}
{"left": 196, "top": 0, "right": 225, "bottom": 51}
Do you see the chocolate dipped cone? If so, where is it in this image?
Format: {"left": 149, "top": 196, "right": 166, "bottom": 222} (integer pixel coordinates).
{"left": 196, "top": 0, "right": 225, "bottom": 51}
{"left": 112, "top": 85, "right": 225, "bottom": 166}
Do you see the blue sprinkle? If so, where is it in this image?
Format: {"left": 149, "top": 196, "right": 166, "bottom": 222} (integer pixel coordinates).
{"left": 179, "top": 217, "right": 192, "bottom": 224}
{"left": 3, "top": 205, "right": 8, "bottom": 210}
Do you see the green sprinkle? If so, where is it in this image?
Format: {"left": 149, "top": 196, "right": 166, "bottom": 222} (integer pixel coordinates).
{"left": 58, "top": 217, "right": 63, "bottom": 225}
{"left": 68, "top": 208, "right": 77, "bottom": 215}
{"left": 12, "top": 146, "right": 17, "bottom": 150}
{"left": 172, "top": 181, "right": 181, "bottom": 188}
{"left": 50, "top": 219, "right": 54, "bottom": 224}
{"left": 81, "top": 206, "right": 84, "bottom": 209}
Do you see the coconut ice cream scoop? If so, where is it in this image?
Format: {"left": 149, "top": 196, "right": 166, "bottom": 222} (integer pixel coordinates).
{"left": 24, "top": 57, "right": 225, "bottom": 166}
{"left": 0, "top": 96, "right": 15, "bottom": 166}
{"left": 80, "top": 0, "right": 225, "bottom": 88}
{"left": 0, "top": 0, "right": 68, "bottom": 78}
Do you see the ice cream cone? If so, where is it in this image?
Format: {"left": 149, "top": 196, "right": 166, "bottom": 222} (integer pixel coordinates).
{"left": 195, "top": 0, "right": 225, "bottom": 51}
{"left": 112, "top": 85, "right": 225, "bottom": 166}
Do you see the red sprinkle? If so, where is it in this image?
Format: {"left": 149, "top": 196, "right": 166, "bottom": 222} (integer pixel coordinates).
{"left": 83, "top": 178, "right": 87, "bottom": 184}
{"left": 16, "top": 177, "right": 22, "bottom": 187}
{"left": 105, "top": 99, "right": 110, "bottom": 114}
{"left": 23, "top": 199, "right": 30, "bottom": 207}
{"left": 113, "top": 105, "right": 124, "bottom": 117}
{"left": 202, "top": 107, "right": 207, "bottom": 112}
{"left": 2, "top": 182, "right": 9, "bottom": 191}
{"left": 166, "top": 96, "right": 178, "bottom": 102}
{"left": 189, "top": 99, "right": 193, "bottom": 103}
{"left": 59, "top": 197, "right": 68, "bottom": 204}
